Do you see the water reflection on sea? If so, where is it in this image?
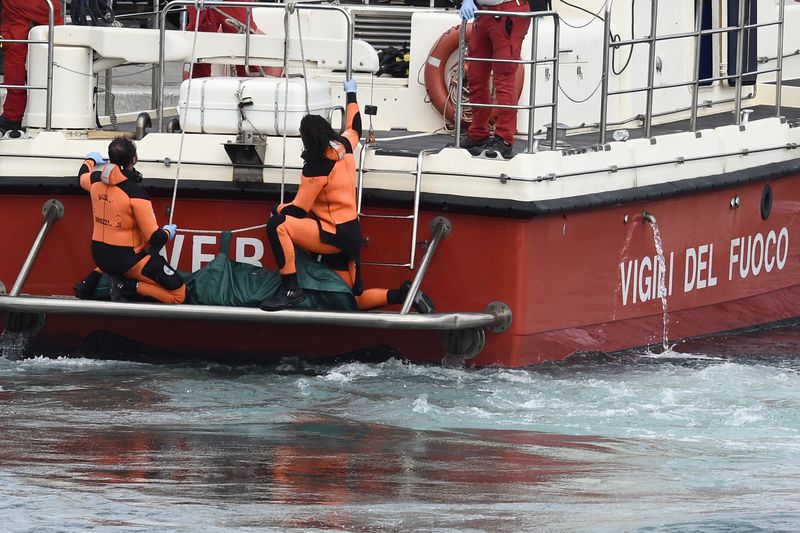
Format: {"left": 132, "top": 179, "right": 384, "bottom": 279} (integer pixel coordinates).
{"left": 2, "top": 325, "right": 800, "bottom": 532}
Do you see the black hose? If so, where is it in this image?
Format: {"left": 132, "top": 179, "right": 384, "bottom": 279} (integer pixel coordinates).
{"left": 70, "top": 0, "right": 116, "bottom": 26}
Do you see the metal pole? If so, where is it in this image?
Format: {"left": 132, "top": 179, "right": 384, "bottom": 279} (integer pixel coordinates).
{"left": 549, "top": 14, "right": 560, "bottom": 150}
{"left": 356, "top": 142, "right": 368, "bottom": 215}
{"left": 734, "top": 0, "right": 746, "bottom": 125}
{"left": 400, "top": 217, "right": 451, "bottom": 315}
{"left": 152, "top": 0, "right": 161, "bottom": 110}
{"left": 245, "top": 10, "right": 252, "bottom": 73}
{"left": 690, "top": 0, "right": 703, "bottom": 132}
{"left": 599, "top": 0, "right": 615, "bottom": 144}
{"left": 454, "top": 21, "right": 467, "bottom": 146}
{"left": 105, "top": 70, "right": 113, "bottom": 117}
{"left": 644, "top": 0, "right": 659, "bottom": 138}
{"left": 158, "top": 4, "right": 167, "bottom": 132}
{"left": 10, "top": 200, "right": 64, "bottom": 297}
{"left": 409, "top": 149, "right": 437, "bottom": 268}
{"left": 527, "top": 15, "right": 539, "bottom": 153}
{"left": 45, "top": 0, "right": 55, "bottom": 131}
{"left": 775, "top": 0, "right": 785, "bottom": 116}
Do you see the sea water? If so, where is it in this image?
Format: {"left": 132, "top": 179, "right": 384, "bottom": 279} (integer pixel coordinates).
{"left": 2, "top": 326, "right": 800, "bottom": 532}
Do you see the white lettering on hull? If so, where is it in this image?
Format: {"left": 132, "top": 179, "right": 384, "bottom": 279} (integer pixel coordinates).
{"left": 729, "top": 228, "right": 789, "bottom": 281}
{"left": 620, "top": 253, "right": 673, "bottom": 306}
{"left": 165, "top": 234, "right": 267, "bottom": 271}
{"left": 621, "top": 226, "right": 789, "bottom": 307}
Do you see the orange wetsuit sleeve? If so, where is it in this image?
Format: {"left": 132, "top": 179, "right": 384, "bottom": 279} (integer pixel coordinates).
{"left": 341, "top": 93, "right": 361, "bottom": 149}
{"left": 79, "top": 159, "right": 95, "bottom": 191}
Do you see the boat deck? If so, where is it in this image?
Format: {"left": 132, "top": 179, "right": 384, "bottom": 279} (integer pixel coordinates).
{"left": 371, "top": 104, "right": 800, "bottom": 158}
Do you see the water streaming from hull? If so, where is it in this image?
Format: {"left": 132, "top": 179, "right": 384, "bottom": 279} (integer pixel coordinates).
{"left": 649, "top": 221, "right": 670, "bottom": 351}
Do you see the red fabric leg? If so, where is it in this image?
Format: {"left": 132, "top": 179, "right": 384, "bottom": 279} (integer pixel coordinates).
{"left": 467, "top": 3, "right": 530, "bottom": 144}
{"left": 467, "top": 16, "right": 494, "bottom": 141}
{"left": 488, "top": 3, "right": 530, "bottom": 143}
{"left": 186, "top": 7, "right": 221, "bottom": 78}
{"left": 1, "top": 0, "right": 63, "bottom": 121}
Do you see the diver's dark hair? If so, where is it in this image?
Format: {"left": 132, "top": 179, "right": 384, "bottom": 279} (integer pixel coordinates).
{"left": 108, "top": 136, "right": 137, "bottom": 167}
{"left": 299, "top": 114, "right": 338, "bottom": 163}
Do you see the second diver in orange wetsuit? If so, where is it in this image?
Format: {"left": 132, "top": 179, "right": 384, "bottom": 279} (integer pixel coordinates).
{"left": 260, "top": 79, "right": 434, "bottom": 313}
{"left": 75, "top": 137, "right": 186, "bottom": 304}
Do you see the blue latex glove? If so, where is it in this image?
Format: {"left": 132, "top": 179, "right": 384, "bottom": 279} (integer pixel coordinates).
{"left": 343, "top": 79, "right": 357, "bottom": 94}
{"left": 162, "top": 224, "right": 177, "bottom": 241}
{"left": 86, "top": 151, "right": 105, "bottom": 165}
{"left": 460, "top": 0, "right": 476, "bottom": 20}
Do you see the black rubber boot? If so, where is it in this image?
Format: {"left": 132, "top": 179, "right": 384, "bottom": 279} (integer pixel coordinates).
{"left": 109, "top": 276, "right": 138, "bottom": 302}
{"left": 260, "top": 285, "right": 305, "bottom": 311}
{"left": 73, "top": 271, "right": 102, "bottom": 300}
{"left": 394, "top": 280, "right": 435, "bottom": 314}
{"left": 0, "top": 115, "right": 22, "bottom": 135}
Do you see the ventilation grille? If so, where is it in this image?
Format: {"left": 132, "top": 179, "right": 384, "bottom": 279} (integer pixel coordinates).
{"left": 353, "top": 9, "right": 413, "bottom": 51}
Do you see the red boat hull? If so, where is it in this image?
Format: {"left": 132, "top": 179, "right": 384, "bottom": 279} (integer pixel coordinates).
{"left": 2, "top": 171, "right": 799, "bottom": 366}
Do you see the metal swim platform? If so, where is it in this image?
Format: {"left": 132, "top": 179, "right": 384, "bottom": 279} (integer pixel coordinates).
{"left": 0, "top": 200, "right": 512, "bottom": 360}
{"left": 0, "top": 294, "right": 509, "bottom": 332}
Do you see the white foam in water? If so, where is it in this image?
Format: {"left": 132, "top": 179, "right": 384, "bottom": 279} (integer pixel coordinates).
{"left": 0, "top": 330, "right": 29, "bottom": 360}
{"left": 635, "top": 345, "right": 726, "bottom": 361}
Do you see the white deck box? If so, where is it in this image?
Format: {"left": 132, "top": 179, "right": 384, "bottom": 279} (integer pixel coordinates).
{"left": 178, "top": 77, "right": 332, "bottom": 135}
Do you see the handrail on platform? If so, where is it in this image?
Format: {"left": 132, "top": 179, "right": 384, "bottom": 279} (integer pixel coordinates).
{"left": 10, "top": 200, "right": 64, "bottom": 297}
{"left": 599, "top": 0, "right": 787, "bottom": 144}
{"left": 400, "top": 216, "right": 451, "bottom": 315}
{"left": 0, "top": 294, "right": 508, "bottom": 332}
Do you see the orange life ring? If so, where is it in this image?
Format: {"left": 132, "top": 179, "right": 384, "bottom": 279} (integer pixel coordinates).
{"left": 424, "top": 23, "right": 525, "bottom": 125}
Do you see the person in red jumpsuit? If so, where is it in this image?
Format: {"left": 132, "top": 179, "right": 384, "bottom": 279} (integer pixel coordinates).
{"left": 459, "top": 0, "right": 530, "bottom": 158}
{"left": 0, "top": 0, "right": 63, "bottom": 134}
{"left": 186, "top": 0, "right": 261, "bottom": 78}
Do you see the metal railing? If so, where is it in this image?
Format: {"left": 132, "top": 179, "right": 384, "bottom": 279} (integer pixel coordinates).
{"left": 0, "top": 0, "right": 58, "bottom": 131}
{"left": 156, "top": 0, "right": 356, "bottom": 132}
{"left": 356, "top": 145, "right": 433, "bottom": 269}
{"left": 599, "top": 0, "right": 787, "bottom": 144}
{"left": 9, "top": 200, "right": 63, "bottom": 297}
{"left": 454, "top": 10, "right": 560, "bottom": 153}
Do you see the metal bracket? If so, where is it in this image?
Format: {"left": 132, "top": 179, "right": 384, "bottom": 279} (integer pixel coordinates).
{"left": 430, "top": 216, "right": 452, "bottom": 238}
{"left": 442, "top": 328, "right": 486, "bottom": 360}
{"left": 42, "top": 199, "right": 64, "bottom": 220}
{"left": 485, "top": 301, "right": 512, "bottom": 333}
{"left": 223, "top": 138, "right": 266, "bottom": 184}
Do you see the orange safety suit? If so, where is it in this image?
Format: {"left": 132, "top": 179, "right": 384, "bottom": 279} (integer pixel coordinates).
{"left": 79, "top": 159, "right": 186, "bottom": 304}
{"left": 266, "top": 93, "right": 391, "bottom": 309}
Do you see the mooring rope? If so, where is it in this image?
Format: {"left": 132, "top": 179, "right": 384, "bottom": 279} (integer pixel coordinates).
{"left": 178, "top": 223, "right": 267, "bottom": 235}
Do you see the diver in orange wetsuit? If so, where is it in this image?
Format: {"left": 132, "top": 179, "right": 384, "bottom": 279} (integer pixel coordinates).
{"left": 260, "top": 79, "right": 434, "bottom": 313}
{"left": 75, "top": 137, "right": 186, "bottom": 304}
